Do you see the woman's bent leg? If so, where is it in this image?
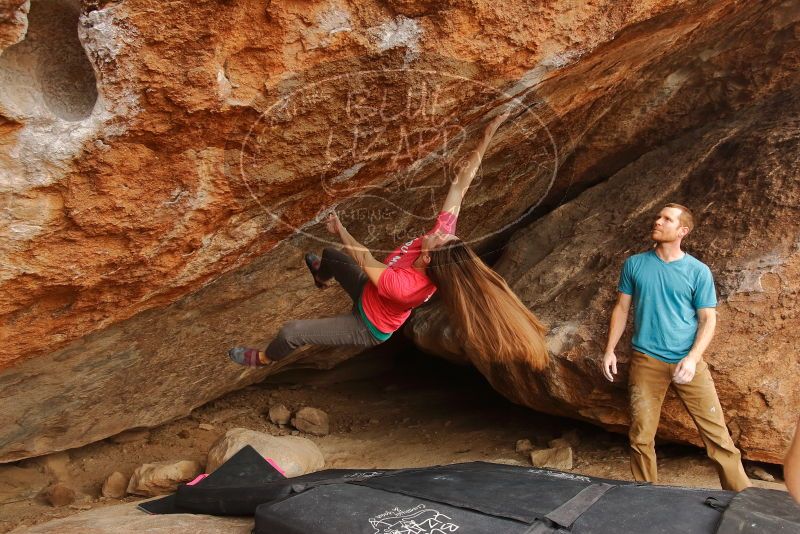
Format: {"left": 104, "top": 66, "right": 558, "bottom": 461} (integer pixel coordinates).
{"left": 317, "top": 247, "right": 368, "bottom": 302}
{"left": 266, "top": 313, "right": 381, "bottom": 361}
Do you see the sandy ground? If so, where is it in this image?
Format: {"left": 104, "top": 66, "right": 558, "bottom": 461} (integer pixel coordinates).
{"left": 0, "top": 350, "right": 788, "bottom": 533}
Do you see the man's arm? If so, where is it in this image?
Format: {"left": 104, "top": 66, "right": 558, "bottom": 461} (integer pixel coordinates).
{"left": 673, "top": 307, "right": 716, "bottom": 384}
{"left": 602, "top": 292, "right": 632, "bottom": 382}
{"left": 440, "top": 110, "right": 510, "bottom": 217}
{"left": 327, "top": 213, "right": 386, "bottom": 286}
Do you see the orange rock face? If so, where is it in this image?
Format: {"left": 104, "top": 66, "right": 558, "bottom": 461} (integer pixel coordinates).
{"left": 0, "top": 0, "right": 797, "bottom": 462}
{"left": 0, "top": 1, "right": 28, "bottom": 51}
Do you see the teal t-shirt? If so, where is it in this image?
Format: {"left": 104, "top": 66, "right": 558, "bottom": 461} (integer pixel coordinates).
{"left": 618, "top": 250, "right": 717, "bottom": 363}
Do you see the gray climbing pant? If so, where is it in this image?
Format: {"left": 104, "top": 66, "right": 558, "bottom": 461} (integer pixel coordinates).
{"left": 266, "top": 248, "right": 384, "bottom": 361}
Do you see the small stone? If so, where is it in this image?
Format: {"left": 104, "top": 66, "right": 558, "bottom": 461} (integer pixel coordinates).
{"left": 515, "top": 439, "right": 534, "bottom": 454}
{"left": 269, "top": 404, "right": 292, "bottom": 425}
{"left": 41, "top": 483, "right": 76, "bottom": 507}
{"left": 291, "top": 407, "right": 330, "bottom": 436}
{"left": 198, "top": 423, "right": 215, "bottom": 431}
{"left": 548, "top": 438, "right": 571, "bottom": 449}
{"left": 127, "top": 460, "right": 203, "bottom": 497}
{"left": 748, "top": 466, "right": 775, "bottom": 482}
{"left": 291, "top": 430, "right": 300, "bottom": 436}
{"left": 177, "top": 429, "right": 190, "bottom": 439}
{"left": 101, "top": 471, "right": 128, "bottom": 499}
{"left": 530, "top": 447, "right": 573, "bottom": 470}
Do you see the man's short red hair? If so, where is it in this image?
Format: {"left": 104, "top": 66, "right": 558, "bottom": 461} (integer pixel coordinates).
{"left": 664, "top": 203, "right": 694, "bottom": 233}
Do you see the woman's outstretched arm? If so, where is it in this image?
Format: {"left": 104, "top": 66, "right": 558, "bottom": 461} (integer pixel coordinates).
{"left": 440, "top": 109, "right": 510, "bottom": 217}
{"left": 327, "top": 212, "right": 386, "bottom": 286}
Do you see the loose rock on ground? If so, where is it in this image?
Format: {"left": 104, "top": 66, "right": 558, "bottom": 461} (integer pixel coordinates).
{"left": 126, "top": 460, "right": 202, "bottom": 497}
{"left": 101, "top": 472, "right": 128, "bottom": 499}
{"left": 531, "top": 447, "right": 574, "bottom": 471}
{"left": 291, "top": 407, "right": 330, "bottom": 436}
{"left": 206, "top": 427, "right": 324, "bottom": 476}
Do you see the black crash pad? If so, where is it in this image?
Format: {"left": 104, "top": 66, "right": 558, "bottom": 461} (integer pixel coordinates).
{"left": 716, "top": 487, "right": 800, "bottom": 533}
{"left": 255, "top": 462, "right": 735, "bottom": 534}
{"left": 138, "top": 445, "right": 286, "bottom": 515}
{"left": 139, "top": 450, "right": 800, "bottom": 534}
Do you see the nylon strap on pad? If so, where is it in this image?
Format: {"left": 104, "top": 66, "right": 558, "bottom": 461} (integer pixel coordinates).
{"left": 525, "top": 483, "right": 615, "bottom": 533}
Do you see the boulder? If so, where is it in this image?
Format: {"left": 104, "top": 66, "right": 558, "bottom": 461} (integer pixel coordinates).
{"left": 530, "top": 447, "right": 574, "bottom": 471}
{"left": 126, "top": 460, "right": 202, "bottom": 497}
{"left": 206, "top": 428, "right": 324, "bottom": 476}
{"left": 268, "top": 404, "right": 292, "bottom": 426}
{"left": 0, "top": 0, "right": 797, "bottom": 465}
{"left": 291, "top": 407, "right": 330, "bottom": 436}
{"left": 101, "top": 471, "right": 128, "bottom": 499}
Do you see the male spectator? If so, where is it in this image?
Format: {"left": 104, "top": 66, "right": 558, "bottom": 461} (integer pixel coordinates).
{"left": 602, "top": 204, "right": 750, "bottom": 491}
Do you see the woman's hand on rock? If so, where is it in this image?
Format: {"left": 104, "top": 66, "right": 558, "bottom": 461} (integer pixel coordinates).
{"left": 326, "top": 212, "right": 342, "bottom": 235}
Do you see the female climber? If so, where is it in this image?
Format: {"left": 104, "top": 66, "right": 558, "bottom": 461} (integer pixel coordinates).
{"left": 228, "top": 110, "right": 549, "bottom": 373}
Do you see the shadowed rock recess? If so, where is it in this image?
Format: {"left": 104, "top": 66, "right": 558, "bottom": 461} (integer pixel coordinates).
{"left": 0, "top": 0, "right": 797, "bottom": 462}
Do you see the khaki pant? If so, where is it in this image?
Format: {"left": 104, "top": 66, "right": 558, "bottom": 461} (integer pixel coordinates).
{"left": 628, "top": 351, "right": 750, "bottom": 491}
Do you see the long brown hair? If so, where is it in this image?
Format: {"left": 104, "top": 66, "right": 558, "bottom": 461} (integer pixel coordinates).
{"left": 427, "top": 239, "right": 549, "bottom": 375}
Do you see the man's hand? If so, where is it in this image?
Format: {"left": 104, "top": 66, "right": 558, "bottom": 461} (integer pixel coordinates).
{"left": 673, "top": 356, "right": 698, "bottom": 384}
{"left": 326, "top": 212, "right": 342, "bottom": 235}
{"left": 674, "top": 308, "right": 714, "bottom": 385}
{"left": 602, "top": 351, "right": 618, "bottom": 382}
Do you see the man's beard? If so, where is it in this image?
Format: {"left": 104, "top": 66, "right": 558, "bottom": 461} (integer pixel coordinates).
{"left": 651, "top": 229, "right": 677, "bottom": 243}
